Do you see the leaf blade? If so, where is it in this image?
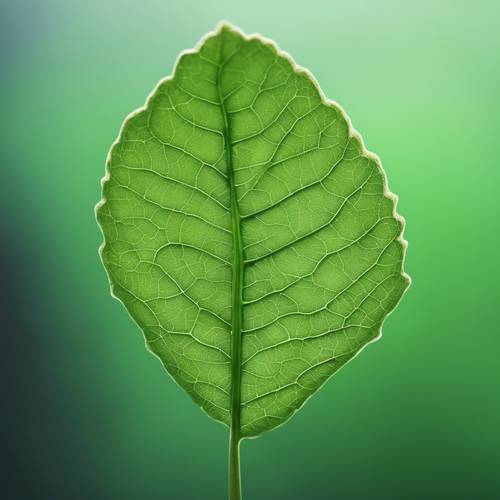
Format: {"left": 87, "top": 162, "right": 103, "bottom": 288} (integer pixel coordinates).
{"left": 97, "top": 22, "right": 410, "bottom": 438}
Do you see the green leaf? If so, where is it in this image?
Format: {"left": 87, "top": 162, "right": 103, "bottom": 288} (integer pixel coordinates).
{"left": 97, "top": 23, "right": 410, "bottom": 441}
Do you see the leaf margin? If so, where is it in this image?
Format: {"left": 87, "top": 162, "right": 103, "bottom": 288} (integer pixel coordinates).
{"left": 95, "top": 20, "right": 411, "bottom": 435}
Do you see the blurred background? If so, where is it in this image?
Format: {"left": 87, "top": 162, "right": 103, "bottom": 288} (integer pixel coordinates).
{"left": 2, "top": 0, "right": 499, "bottom": 498}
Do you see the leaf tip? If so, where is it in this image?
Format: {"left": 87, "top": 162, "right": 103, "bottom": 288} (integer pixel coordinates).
{"left": 214, "top": 20, "right": 238, "bottom": 34}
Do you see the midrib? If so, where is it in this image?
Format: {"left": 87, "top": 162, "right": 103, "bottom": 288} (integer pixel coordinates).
{"left": 217, "top": 47, "right": 244, "bottom": 443}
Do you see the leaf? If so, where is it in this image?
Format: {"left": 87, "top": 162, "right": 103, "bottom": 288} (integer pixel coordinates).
{"left": 96, "top": 23, "right": 410, "bottom": 441}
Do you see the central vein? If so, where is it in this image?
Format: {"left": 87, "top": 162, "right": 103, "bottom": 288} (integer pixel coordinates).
{"left": 217, "top": 51, "right": 244, "bottom": 443}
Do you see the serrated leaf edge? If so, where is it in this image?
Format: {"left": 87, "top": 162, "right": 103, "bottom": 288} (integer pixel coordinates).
{"left": 95, "top": 20, "right": 411, "bottom": 436}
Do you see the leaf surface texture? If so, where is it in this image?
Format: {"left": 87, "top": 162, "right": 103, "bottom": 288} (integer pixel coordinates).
{"left": 97, "top": 24, "right": 410, "bottom": 437}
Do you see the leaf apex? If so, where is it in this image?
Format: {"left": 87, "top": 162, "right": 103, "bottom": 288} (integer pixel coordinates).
{"left": 215, "top": 20, "right": 238, "bottom": 34}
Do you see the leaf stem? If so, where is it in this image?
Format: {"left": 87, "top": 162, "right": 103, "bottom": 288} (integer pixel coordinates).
{"left": 229, "top": 429, "right": 242, "bottom": 500}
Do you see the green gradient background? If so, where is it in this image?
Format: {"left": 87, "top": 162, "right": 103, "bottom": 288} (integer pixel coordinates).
{"left": 2, "top": 0, "right": 499, "bottom": 498}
